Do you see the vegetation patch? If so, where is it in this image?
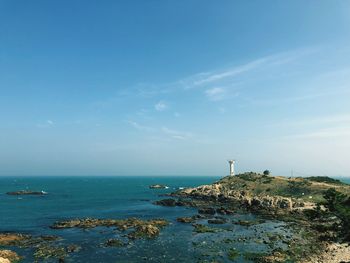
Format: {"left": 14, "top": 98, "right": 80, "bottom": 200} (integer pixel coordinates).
{"left": 306, "top": 176, "right": 346, "bottom": 185}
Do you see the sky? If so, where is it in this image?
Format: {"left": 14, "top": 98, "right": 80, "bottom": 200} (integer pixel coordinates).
{"left": 1, "top": 1, "right": 350, "bottom": 177}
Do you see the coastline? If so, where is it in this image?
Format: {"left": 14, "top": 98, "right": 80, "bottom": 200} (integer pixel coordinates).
{"left": 158, "top": 173, "right": 350, "bottom": 262}
{"left": 1, "top": 174, "right": 349, "bottom": 262}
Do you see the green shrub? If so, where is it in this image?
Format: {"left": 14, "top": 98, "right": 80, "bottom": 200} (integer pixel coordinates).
{"left": 323, "top": 188, "right": 350, "bottom": 241}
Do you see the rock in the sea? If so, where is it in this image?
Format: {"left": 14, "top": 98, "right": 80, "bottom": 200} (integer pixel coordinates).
{"left": 0, "top": 233, "right": 31, "bottom": 246}
{"left": 6, "top": 190, "right": 47, "bottom": 195}
{"left": 66, "top": 244, "right": 81, "bottom": 253}
{"left": 0, "top": 250, "right": 21, "bottom": 263}
{"left": 154, "top": 198, "right": 196, "bottom": 207}
{"left": 208, "top": 218, "right": 226, "bottom": 224}
{"left": 149, "top": 184, "right": 168, "bottom": 189}
{"left": 176, "top": 217, "right": 195, "bottom": 223}
{"left": 105, "top": 239, "right": 125, "bottom": 247}
{"left": 192, "top": 224, "right": 219, "bottom": 233}
{"left": 51, "top": 217, "right": 168, "bottom": 240}
{"left": 216, "top": 207, "right": 234, "bottom": 215}
{"left": 34, "top": 244, "right": 67, "bottom": 261}
{"left": 128, "top": 224, "right": 160, "bottom": 239}
{"left": 154, "top": 199, "right": 177, "bottom": 206}
{"left": 198, "top": 207, "right": 216, "bottom": 215}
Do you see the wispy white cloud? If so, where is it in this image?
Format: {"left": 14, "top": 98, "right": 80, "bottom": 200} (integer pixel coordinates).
{"left": 128, "top": 121, "right": 155, "bottom": 132}
{"left": 178, "top": 48, "right": 315, "bottom": 91}
{"left": 205, "top": 87, "right": 226, "bottom": 101}
{"left": 155, "top": 101, "right": 168, "bottom": 111}
{"left": 161, "top": 127, "right": 193, "bottom": 140}
{"left": 193, "top": 58, "right": 268, "bottom": 87}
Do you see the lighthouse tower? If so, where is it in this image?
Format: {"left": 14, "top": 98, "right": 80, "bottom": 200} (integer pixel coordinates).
{"left": 228, "top": 160, "right": 235, "bottom": 176}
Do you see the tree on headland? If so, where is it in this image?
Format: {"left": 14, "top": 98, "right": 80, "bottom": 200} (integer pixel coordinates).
{"left": 263, "top": 170, "right": 270, "bottom": 176}
{"left": 323, "top": 188, "right": 350, "bottom": 241}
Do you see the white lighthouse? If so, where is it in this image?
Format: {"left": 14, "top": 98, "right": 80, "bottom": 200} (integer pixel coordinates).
{"left": 228, "top": 160, "right": 235, "bottom": 176}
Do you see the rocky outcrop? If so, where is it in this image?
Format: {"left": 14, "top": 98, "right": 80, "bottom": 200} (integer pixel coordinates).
{"left": 51, "top": 217, "right": 168, "bottom": 239}
{"left": 0, "top": 233, "right": 76, "bottom": 262}
{"left": 0, "top": 233, "right": 31, "bottom": 246}
{"left": 176, "top": 182, "right": 299, "bottom": 212}
{"left": 0, "top": 250, "right": 21, "bottom": 263}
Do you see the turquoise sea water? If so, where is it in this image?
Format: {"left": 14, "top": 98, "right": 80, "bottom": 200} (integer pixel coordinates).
{"left": 0, "top": 176, "right": 349, "bottom": 262}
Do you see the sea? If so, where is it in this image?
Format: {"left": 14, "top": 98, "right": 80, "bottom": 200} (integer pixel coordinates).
{"left": 0, "top": 176, "right": 349, "bottom": 262}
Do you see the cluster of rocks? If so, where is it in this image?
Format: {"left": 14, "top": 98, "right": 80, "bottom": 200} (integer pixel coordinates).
{"left": 51, "top": 217, "right": 169, "bottom": 240}
{"left": 175, "top": 183, "right": 300, "bottom": 212}
{"left": 0, "top": 233, "right": 79, "bottom": 262}
{"left": 0, "top": 217, "right": 168, "bottom": 262}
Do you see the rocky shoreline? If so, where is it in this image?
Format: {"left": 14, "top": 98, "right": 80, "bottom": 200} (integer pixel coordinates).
{"left": 1, "top": 173, "right": 349, "bottom": 262}
{"left": 153, "top": 172, "right": 350, "bottom": 263}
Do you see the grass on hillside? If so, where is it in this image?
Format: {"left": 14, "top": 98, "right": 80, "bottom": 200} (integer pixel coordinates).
{"left": 218, "top": 172, "right": 350, "bottom": 203}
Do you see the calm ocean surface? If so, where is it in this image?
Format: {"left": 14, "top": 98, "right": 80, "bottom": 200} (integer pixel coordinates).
{"left": 0, "top": 176, "right": 349, "bottom": 262}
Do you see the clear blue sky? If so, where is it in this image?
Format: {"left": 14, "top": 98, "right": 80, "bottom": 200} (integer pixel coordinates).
{"left": 1, "top": 1, "right": 350, "bottom": 176}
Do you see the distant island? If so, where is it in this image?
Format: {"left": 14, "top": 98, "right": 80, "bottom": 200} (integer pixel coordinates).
{"left": 6, "top": 190, "right": 47, "bottom": 196}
